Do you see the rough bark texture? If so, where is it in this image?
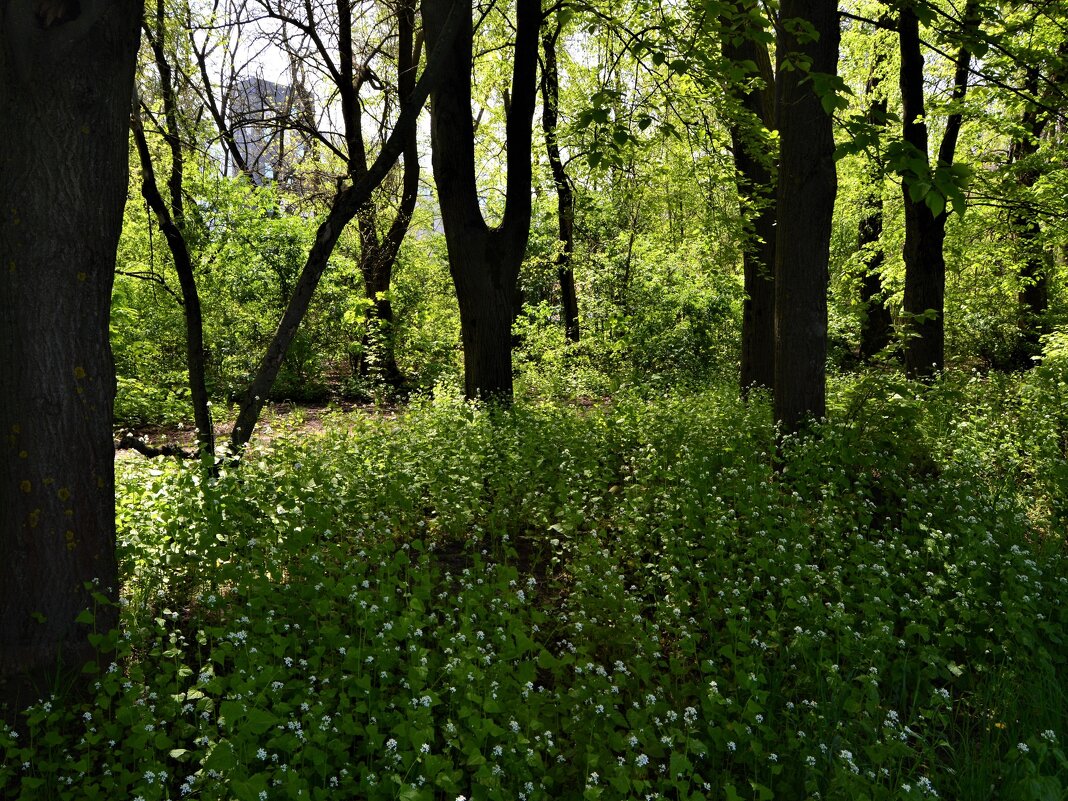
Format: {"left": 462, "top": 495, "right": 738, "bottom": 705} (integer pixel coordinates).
{"left": 0, "top": 0, "right": 141, "bottom": 717}
{"left": 426, "top": 0, "right": 540, "bottom": 401}
{"left": 541, "top": 19, "right": 580, "bottom": 344}
{"left": 722, "top": 0, "right": 776, "bottom": 394}
{"left": 228, "top": 0, "right": 460, "bottom": 452}
{"left": 773, "top": 0, "right": 839, "bottom": 433}
{"left": 899, "top": 0, "right": 975, "bottom": 379}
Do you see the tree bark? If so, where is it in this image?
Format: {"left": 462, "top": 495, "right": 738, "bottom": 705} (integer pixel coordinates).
{"left": 722, "top": 0, "right": 776, "bottom": 394}
{"left": 899, "top": 0, "right": 976, "bottom": 379}
{"left": 857, "top": 59, "right": 893, "bottom": 359}
{"left": 426, "top": 0, "right": 540, "bottom": 401}
{"left": 0, "top": 0, "right": 141, "bottom": 716}
{"left": 541, "top": 18, "right": 580, "bottom": 344}
{"left": 773, "top": 0, "right": 839, "bottom": 433}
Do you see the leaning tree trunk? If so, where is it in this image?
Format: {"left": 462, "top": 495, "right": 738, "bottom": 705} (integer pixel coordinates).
{"left": 227, "top": 0, "right": 461, "bottom": 452}
{"left": 426, "top": 0, "right": 540, "bottom": 402}
{"left": 773, "top": 0, "right": 839, "bottom": 433}
{"left": 0, "top": 0, "right": 141, "bottom": 717}
{"left": 722, "top": 0, "right": 777, "bottom": 394}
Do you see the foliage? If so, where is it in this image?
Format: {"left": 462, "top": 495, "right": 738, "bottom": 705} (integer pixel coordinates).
{"left": 4, "top": 379, "right": 1066, "bottom": 800}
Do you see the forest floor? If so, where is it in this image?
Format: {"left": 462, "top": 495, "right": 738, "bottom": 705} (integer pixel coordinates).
{"left": 114, "top": 400, "right": 400, "bottom": 456}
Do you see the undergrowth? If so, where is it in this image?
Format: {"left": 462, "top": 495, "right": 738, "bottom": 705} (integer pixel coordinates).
{"left": 1, "top": 371, "right": 1066, "bottom": 801}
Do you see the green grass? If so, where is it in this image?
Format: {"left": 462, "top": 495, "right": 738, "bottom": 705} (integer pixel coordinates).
{"left": 2, "top": 371, "right": 1066, "bottom": 801}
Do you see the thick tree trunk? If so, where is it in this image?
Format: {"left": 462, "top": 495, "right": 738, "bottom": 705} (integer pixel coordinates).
{"left": 722, "top": 0, "right": 776, "bottom": 394}
{"left": 0, "top": 0, "right": 141, "bottom": 716}
{"left": 899, "top": 5, "right": 944, "bottom": 378}
{"left": 541, "top": 20, "right": 580, "bottom": 344}
{"left": 426, "top": 0, "right": 540, "bottom": 402}
{"left": 773, "top": 0, "right": 839, "bottom": 433}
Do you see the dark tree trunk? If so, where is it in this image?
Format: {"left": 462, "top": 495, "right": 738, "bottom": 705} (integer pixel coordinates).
{"left": 899, "top": 0, "right": 976, "bottom": 379}
{"left": 858, "top": 86, "right": 892, "bottom": 358}
{"left": 136, "top": 0, "right": 216, "bottom": 467}
{"left": 857, "top": 201, "right": 893, "bottom": 359}
{"left": 773, "top": 0, "right": 839, "bottom": 433}
{"left": 351, "top": 0, "right": 419, "bottom": 389}
{"left": 722, "top": 0, "right": 776, "bottom": 394}
{"left": 228, "top": 0, "right": 460, "bottom": 452}
{"left": 541, "top": 19, "right": 580, "bottom": 344}
{"left": 1008, "top": 67, "right": 1060, "bottom": 360}
{"left": 0, "top": 0, "right": 141, "bottom": 717}
{"left": 131, "top": 116, "right": 216, "bottom": 468}
{"left": 426, "top": 0, "right": 540, "bottom": 402}
{"left": 857, "top": 62, "right": 893, "bottom": 359}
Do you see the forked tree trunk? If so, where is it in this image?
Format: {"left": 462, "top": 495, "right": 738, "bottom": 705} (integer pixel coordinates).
{"left": 426, "top": 0, "right": 540, "bottom": 402}
{"left": 773, "top": 0, "right": 839, "bottom": 433}
{"left": 0, "top": 0, "right": 141, "bottom": 717}
{"left": 899, "top": 0, "right": 976, "bottom": 379}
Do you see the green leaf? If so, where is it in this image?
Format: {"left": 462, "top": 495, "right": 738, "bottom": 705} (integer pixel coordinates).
{"left": 925, "top": 191, "right": 945, "bottom": 218}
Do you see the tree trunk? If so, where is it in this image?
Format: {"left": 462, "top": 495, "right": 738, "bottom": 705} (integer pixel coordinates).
{"left": 228, "top": 0, "right": 460, "bottom": 452}
{"left": 352, "top": 0, "right": 419, "bottom": 389}
{"left": 857, "top": 48, "right": 893, "bottom": 360}
{"left": 0, "top": 0, "right": 141, "bottom": 717}
{"left": 541, "top": 19, "right": 580, "bottom": 344}
{"left": 426, "top": 0, "right": 540, "bottom": 402}
{"left": 899, "top": 0, "right": 976, "bottom": 379}
{"left": 722, "top": 0, "right": 776, "bottom": 394}
{"left": 773, "top": 0, "right": 839, "bottom": 433}
{"left": 131, "top": 115, "right": 216, "bottom": 468}
{"left": 1008, "top": 67, "right": 1061, "bottom": 362}
{"left": 136, "top": 0, "right": 216, "bottom": 467}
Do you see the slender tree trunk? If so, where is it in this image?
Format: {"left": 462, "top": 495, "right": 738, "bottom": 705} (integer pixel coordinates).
{"left": 773, "top": 0, "right": 839, "bottom": 433}
{"left": 228, "top": 0, "right": 460, "bottom": 451}
{"left": 1008, "top": 67, "right": 1061, "bottom": 361}
{"left": 899, "top": 0, "right": 976, "bottom": 379}
{"left": 541, "top": 19, "right": 580, "bottom": 343}
{"left": 857, "top": 62, "right": 893, "bottom": 359}
{"left": 137, "top": 0, "right": 216, "bottom": 467}
{"left": 722, "top": 0, "right": 776, "bottom": 394}
{"left": 131, "top": 116, "right": 216, "bottom": 468}
{"left": 352, "top": 0, "right": 420, "bottom": 389}
{"left": 0, "top": 0, "right": 140, "bottom": 717}
{"left": 426, "top": 0, "right": 540, "bottom": 402}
